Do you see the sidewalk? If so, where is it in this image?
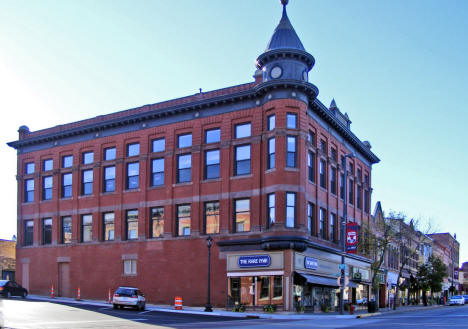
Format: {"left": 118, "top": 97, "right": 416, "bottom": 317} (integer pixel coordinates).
{"left": 26, "top": 295, "right": 444, "bottom": 320}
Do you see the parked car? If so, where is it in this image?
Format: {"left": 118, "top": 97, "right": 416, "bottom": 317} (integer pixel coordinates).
{"left": 463, "top": 295, "right": 468, "bottom": 304}
{"left": 356, "top": 297, "right": 368, "bottom": 305}
{"left": 112, "top": 287, "right": 146, "bottom": 310}
{"left": 449, "top": 295, "right": 465, "bottom": 306}
{"left": 0, "top": 280, "right": 28, "bottom": 298}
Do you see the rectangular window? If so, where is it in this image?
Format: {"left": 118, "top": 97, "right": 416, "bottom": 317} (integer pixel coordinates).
{"left": 330, "top": 167, "right": 337, "bottom": 195}
{"left": 308, "top": 152, "right": 315, "bottom": 182}
{"left": 364, "top": 190, "right": 370, "bottom": 213}
{"left": 61, "top": 216, "right": 72, "bottom": 244}
{"left": 320, "top": 140, "right": 327, "bottom": 154}
{"left": 286, "top": 192, "right": 296, "bottom": 228}
{"left": 177, "top": 154, "right": 191, "bottom": 183}
{"left": 126, "top": 209, "right": 138, "bottom": 240}
{"left": 127, "top": 143, "right": 140, "bottom": 157}
{"left": 357, "top": 168, "right": 362, "bottom": 181}
{"left": 24, "top": 179, "right": 34, "bottom": 202}
{"left": 178, "top": 133, "right": 192, "bottom": 148}
{"left": 152, "top": 138, "right": 165, "bottom": 153}
{"left": 340, "top": 173, "right": 345, "bottom": 199}
{"left": 42, "top": 218, "right": 52, "bottom": 245}
{"left": 267, "top": 193, "right": 275, "bottom": 227}
{"left": 150, "top": 207, "right": 164, "bottom": 238}
{"left": 235, "top": 122, "right": 251, "bottom": 139}
{"left": 330, "top": 213, "right": 336, "bottom": 242}
{"left": 205, "top": 128, "right": 220, "bottom": 144}
{"left": 319, "top": 208, "right": 326, "bottom": 239}
{"left": 103, "top": 212, "right": 114, "bottom": 241}
{"left": 331, "top": 148, "right": 337, "bottom": 162}
{"left": 364, "top": 174, "right": 369, "bottom": 186}
{"left": 268, "top": 115, "right": 275, "bottom": 131}
{"left": 81, "top": 169, "right": 93, "bottom": 195}
{"left": 62, "top": 173, "right": 72, "bottom": 198}
{"left": 349, "top": 179, "right": 354, "bottom": 205}
{"left": 62, "top": 155, "right": 73, "bottom": 168}
{"left": 81, "top": 214, "right": 92, "bottom": 242}
{"left": 349, "top": 162, "right": 354, "bottom": 175}
{"left": 25, "top": 162, "right": 35, "bottom": 174}
{"left": 267, "top": 138, "right": 275, "bottom": 169}
{"left": 176, "top": 204, "right": 191, "bottom": 236}
{"left": 260, "top": 277, "right": 270, "bottom": 300}
{"left": 234, "top": 199, "right": 250, "bottom": 233}
{"left": 82, "top": 151, "right": 94, "bottom": 164}
{"left": 123, "top": 259, "right": 137, "bottom": 275}
{"left": 104, "top": 147, "right": 116, "bottom": 161}
{"left": 126, "top": 162, "right": 139, "bottom": 189}
{"left": 205, "top": 201, "right": 220, "bottom": 234}
{"left": 286, "top": 136, "right": 296, "bottom": 168}
{"left": 103, "top": 166, "right": 116, "bottom": 192}
{"left": 235, "top": 145, "right": 250, "bottom": 175}
{"left": 308, "top": 130, "right": 315, "bottom": 145}
{"left": 43, "top": 159, "right": 53, "bottom": 171}
{"left": 273, "top": 276, "right": 283, "bottom": 299}
{"left": 286, "top": 113, "right": 297, "bottom": 129}
{"left": 24, "top": 220, "right": 34, "bottom": 246}
{"left": 151, "top": 158, "right": 164, "bottom": 186}
{"left": 357, "top": 185, "right": 362, "bottom": 209}
{"left": 205, "top": 150, "right": 220, "bottom": 179}
{"left": 307, "top": 203, "right": 315, "bottom": 235}
{"left": 341, "top": 155, "right": 346, "bottom": 168}
{"left": 319, "top": 160, "right": 326, "bottom": 189}
{"left": 42, "top": 176, "right": 52, "bottom": 200}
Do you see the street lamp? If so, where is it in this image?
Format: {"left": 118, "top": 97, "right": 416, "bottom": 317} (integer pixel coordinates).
{"left": 204, "top": 236, "right": 213, "bottom": 312}
{"left": 340, "top": 152, "right": 355, "bottom": 315}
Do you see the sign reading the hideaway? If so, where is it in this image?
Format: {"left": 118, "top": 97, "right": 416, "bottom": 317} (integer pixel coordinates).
{"left": 304, "top": 257, "right": 318, "bottom": 270}
{"left": 346, "top": 222, "right": 359, "bottom": 254}
{"left": 238, "top": 255, "right": 271, "bottom": 268}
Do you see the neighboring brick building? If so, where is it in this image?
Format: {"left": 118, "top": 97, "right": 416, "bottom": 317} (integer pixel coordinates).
{"left": 8, "top": 2, "right": 379, "bottom": 310}
{"left": 429, "top": 233, "right": 460, "bottom": 297}
{"left": 0, "top": 239, "right": 16, "bottom": 281}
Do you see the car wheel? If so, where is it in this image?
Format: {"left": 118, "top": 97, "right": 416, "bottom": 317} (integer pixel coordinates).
{"left": 141, "top": 303, "right": 146, "bottom": 311}
{"left": 22, "top": 291, "right": 28, "bottom": 299}
{"left": 119, "top": 305, "right": 123, "bottom": 309}
{"left": 113, "top": 304, "right": 118, "bottom": 310}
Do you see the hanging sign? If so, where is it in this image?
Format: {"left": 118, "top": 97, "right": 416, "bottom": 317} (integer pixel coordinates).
{"left": 346, "top": 222, "right": 359, "bottom": 254}
{"left": 238, "top": 255, "right": 271, "bottom": 268}
{"left": 304, "top": 257, "right": 318, "bottom": 270}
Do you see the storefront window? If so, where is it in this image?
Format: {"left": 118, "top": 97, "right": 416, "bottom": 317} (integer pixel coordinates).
{"left": 273, "top": 276, "right": 283, "bottom": 299}
{"left": 259, "top": 277, "right": 270, "bottom": 300}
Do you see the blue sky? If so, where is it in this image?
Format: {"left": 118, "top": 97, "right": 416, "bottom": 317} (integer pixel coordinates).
{"left": 1, "top": 0, "right": 467, "bottom": 263}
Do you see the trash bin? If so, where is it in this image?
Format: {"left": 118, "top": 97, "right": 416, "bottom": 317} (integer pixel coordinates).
{"left": 368, "top": 301, "right": 377, "bottom": 313}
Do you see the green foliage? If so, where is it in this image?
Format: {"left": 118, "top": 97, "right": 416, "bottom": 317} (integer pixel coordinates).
{"left": 428, "top": 256, "right": 447, "bottom": 294}
{"left": 263, "top": 304, "right": 277, "bottom": 313}
{"left": 232, "top": 304, "right": 245, "bottom": 312}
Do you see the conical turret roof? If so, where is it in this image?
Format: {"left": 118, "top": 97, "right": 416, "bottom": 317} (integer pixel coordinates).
{"left": 265, "top": 3, "right": 305, "bottom": 52}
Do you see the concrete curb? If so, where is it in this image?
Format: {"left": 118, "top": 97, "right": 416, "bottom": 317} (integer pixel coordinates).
{"left": 26, "top": 295, "right": 356, "bottom": 320}
{"left": 356, "top": 305, "right": 445, "bottom": 319}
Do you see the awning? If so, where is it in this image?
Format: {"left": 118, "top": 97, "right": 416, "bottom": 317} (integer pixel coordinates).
{"left": 296, "top": 272, "right": 339, "bottom": 288}
{"left": 347, "top": 281, "right": 358, "bottom": 288}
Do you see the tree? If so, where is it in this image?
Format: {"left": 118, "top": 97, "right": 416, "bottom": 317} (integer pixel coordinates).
{"left": 360, "top": 205, "right": 396, "bottom": 309}
{"left": 416, "top": 263, "right": 431, "bottom": 306}
{"left": 428, "top": 256, "right": 447, "bottom": 299}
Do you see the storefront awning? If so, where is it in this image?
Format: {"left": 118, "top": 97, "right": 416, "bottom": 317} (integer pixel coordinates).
{"left": 347, "top": 281, "right": 358, "bottom": 288}
{"left": 296, "top": 272, "right": 339, "bottom": 288}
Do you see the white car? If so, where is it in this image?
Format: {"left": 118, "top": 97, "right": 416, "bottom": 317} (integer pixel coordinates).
{"left": 356, "top": 297, "right": 368, "bottom": 305}
{"left": 113, "top": 287, "right": 146, "bottom": 310}
{"left": 449, "top": 295, "right": 465, "bottom": 306}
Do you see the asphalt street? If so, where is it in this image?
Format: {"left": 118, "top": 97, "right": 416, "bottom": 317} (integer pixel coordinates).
{"left": 1, "top": 296, "right": 468, "bottom": 329}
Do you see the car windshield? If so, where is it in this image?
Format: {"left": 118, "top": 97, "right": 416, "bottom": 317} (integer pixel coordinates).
{"left": 0, "top": 280, "right": 8, "bottom": 287}
{"left": 115, "top": 288, "right": 136, "bottom": 296}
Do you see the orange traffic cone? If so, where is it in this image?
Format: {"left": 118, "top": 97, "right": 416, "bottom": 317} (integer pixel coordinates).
{"left": 50, "top": 284, "right": 55, "bottom": 298}
{"left": 107, "top": 288, "right": 111, "bottom": 304}
{"left": 76, "top": 287, "right": 81, "bottom": 301}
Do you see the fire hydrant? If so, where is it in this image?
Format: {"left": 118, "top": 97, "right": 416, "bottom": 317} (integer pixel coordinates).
{"left": 349, "top": 304, "right": 355, "bottom": 315}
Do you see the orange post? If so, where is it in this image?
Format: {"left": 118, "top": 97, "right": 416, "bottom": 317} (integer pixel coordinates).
{"left": 76, "top": 287, "right": 81, "bottom": 301}
{"left": 50, "top": 284, "right": 54, "bottom": 298}
{"left": 174, "top": 296, "right": 183, "bottom": 310}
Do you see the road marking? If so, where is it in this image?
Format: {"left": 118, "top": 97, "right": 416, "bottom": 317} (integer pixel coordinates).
{"left": 5, "top": 318, "right": 148, "bottom": 326}
{"left": 138, "top": 310, "right": 153, "bottom": 314}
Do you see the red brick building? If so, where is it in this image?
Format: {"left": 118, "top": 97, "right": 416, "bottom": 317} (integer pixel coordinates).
{"left": 8, "top": 2, "right": 379, "bottom": 311}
